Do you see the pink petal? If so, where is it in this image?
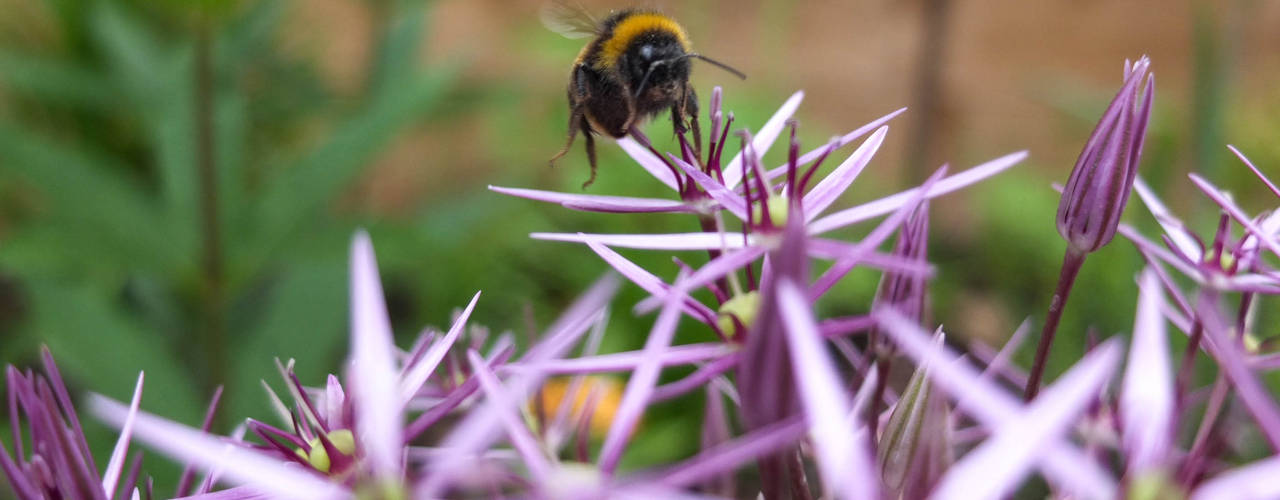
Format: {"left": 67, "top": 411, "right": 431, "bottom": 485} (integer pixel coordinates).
{"left": 723, "top": 91, "right": 805, "bottom": 189}
{"left": 1228, "top": 145, "right": 1280, "bottom": 200}
{"left": 511, "top": 343, "right": 732, "bottom": 374}
{"left": 1120, "top": 268, "right": 1174, "bottom": 472}
{"left": 932, "top": 340, "right": 1121, "bottom": 500}
{"left": 761, "top": 108, "right": 909, "bottom": 186}
{"left": 89, "top": 396, "right": 348, "bottom": 500}
{"left": 347, "top": 231, "right": 403, "bottom": 478}
{"left": 671, "top": 156, "right": 749, "bottom": 220}
{"left": 102, "top": 372, "right": 145, "bottom": 499}
{"left": 599, "top": 285, "right": 686, "bottom": 473}
{"left": 466, "top": 351, "right": 552, "bottom": 484}
{"left": 1133, "top": 176, "right": 1202, "bottom": 261}
{"left": 616, "top": 137, "right": 680, "bottom": 191}
{"left": 777, "top": 280, "right": 877, "bottom": 500}
{"left": 632, "top": 246, "right": 768, "bottom": 314}
{"left": 1190, "top": 174, "right": 1280, "bottom": 258}
{"left": 874, "top": 310, "right": 1118, "bottom": 500}
{"left": 532, "top": 231, "right": 746, "bottom": 251}
{"left": 809, "top": 151, "right": 1027, "bottom": 234}
{"left": 802, "top": 126, "right": 888, "bottom": 220}
{"left": 400, "top": 291, "right": 482, "bottom": 403}
{"left": 584, "top": 241, "right": 718, "bottom": 323}
{"left": 1191, "top": 456, "right": 1280, "bottom": 500}
{"left": 489, "top": 186, "right": 692, "bottom": 213}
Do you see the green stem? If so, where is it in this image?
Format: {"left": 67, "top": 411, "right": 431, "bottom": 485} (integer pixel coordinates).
{"left": 1025, "top": 248, "right": 1086, "bottom": 401}
{"left": 195, "top": 19, "right": 226, "bottom": 405}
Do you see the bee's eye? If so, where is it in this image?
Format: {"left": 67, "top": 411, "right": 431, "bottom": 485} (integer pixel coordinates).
{"left": 640, "top": 44, "right": 654, "bottom": 60}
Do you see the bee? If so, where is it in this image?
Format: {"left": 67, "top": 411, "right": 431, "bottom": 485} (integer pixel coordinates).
{"left": 543, "top": 2, "right": 746, "bottom": 187}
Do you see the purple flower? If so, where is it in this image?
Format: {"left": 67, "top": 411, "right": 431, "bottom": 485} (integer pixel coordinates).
{"left": 2, "top": 349, "right": 146, "bottom": 500}
{"left": 1057, "top": 57, "right": 1154, "bottom": 254}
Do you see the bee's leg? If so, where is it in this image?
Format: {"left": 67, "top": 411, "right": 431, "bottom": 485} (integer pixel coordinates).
{"left": 551, "top": 66, "right": 592, "bottom": 166}
{"left": 549, "top": 107, "right": 583, "bottom": 166}
{"left": 581, "top": 126, "right": 598, "bottom": 189}
{"left": 684, "top": 85, "right": 702, "bottom": 165}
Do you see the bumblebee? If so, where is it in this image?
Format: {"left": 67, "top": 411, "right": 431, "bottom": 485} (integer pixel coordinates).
{"left": 544, "top": 3, "right": 745, "bottom": 187}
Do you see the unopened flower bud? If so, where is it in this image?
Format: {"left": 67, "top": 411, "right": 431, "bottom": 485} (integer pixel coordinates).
{"left": 1057, "top": 57, "right": 1154, "bottom": 254}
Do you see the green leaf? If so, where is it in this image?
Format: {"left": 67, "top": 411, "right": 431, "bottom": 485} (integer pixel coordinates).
{"left": 225, "top": 254, "right": 349, "bottom": 423}
{"left": 0, "top": 51, "right": 114, "bottom": 111}
{"left": 234, "top": 66, "right": 456, "bottom": 280}
{"left": 0, "top": 121, "right": 183, "bottom": 274}
{"left": 26, "top": 281, "right": 204, "bottom": 426}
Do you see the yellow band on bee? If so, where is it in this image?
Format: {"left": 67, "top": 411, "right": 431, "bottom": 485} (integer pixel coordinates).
{"left": 596, "top": 13, "right": 691, "bottom": 70}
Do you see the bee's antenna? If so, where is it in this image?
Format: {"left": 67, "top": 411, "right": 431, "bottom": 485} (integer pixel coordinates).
{"left": 633, "top": 59, "right": 670, "bottom": 100}
{"left": 689, "top": 54, "right": 746, "bottom": 80}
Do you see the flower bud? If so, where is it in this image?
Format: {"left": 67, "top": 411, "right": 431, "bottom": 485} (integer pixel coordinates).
{"left": 1057, "top": 57, "right": 1154, "bottom": 253}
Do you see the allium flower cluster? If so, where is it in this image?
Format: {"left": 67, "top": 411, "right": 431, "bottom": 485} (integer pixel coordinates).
{"left": 6, "top": 55, "right": 1280, "bottom": 500}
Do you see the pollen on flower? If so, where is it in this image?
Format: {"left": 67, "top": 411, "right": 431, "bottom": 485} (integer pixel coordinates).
{"left": 296, "top": 429, "right": 356, "bottom": 473}
{"left": 536, "top": 376, "right": 624, "bottom": 437}
{"left": 751, "top": 196, "right": 790, "bottom": 229}
{"left": 718, "top": 291, "right": 761, "bottom": 336}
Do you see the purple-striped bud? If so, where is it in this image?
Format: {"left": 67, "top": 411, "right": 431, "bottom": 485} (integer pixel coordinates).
{"left": 1057, "top": 57, "right": 1154, "bottom": 254}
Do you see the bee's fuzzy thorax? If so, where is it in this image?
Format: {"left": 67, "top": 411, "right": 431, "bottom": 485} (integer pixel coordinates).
{"left": 595, "top": 12, "right": 691, "bottom": 71}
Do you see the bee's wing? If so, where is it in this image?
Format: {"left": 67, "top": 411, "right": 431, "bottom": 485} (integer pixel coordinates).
{"left": 540, "top": 0, "right": 600, "bottom": 39}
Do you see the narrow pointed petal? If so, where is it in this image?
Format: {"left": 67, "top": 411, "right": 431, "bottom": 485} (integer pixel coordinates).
{"left": 632, "top": 246, "right": 768, "bottom": 314}
{"left": 489, "top": 186, "right": 693, "bottom": 213}
{"left": 1196, "top": 296, "right": 1280, "bottom": 451}
{"left": 761, "top": 108, "right": 909, "bottom": 185}
{"left": 347, "top": 231, "right": 402, "bottom": 478}
{"left": 599, "top": 286, "right": 686, "bottom": 473}
{"left": 1191, "top": 456, "right": 1280, "bottom": 500}
{"left": 874, "top": 310, "right": 1117, "bottom": 500}
{"left": 1228, "top": 145, "right": 1280, "bottom": 200}
{"left": 89, "top": 396, "right": 347, "bottom": 500}
{"left": 802, "top": 126, "right": 888, "bottom": 220}
{"left": 723, "top": 91, "right": 805, "bottom": 189}
{"left": 809, "top": 151, "right": 1027, "bottom": 234}
{"left": 1120, "top": 269, "right": 1174, "bottom": 472}
{"left": 584, "top": 241, "right": 718, "bottom": 323}
{"left": 400, "top": 291, "right": 482, "bottom": 403}
{"left": 931, "top": 341, "right": 1121, "bottom": 500}
{"left": 533, "top": 231, "right": 747, "bottom": 251}
{"left": 466, "top": 351, "right": 551, "bottom": 484}
{"left": 616, "top": 137, "right": 681, "bottom": 191}
{"left": 671, "top": 157, "right": 749, "bottom": 220}
{"left": 511, "top": 343, "right": 732, "bottom": 374}
{"left": 777, "top": 280, "right": 877, "bottom": 500}
{"left": 1189, "top": 174, "right": 1280, "bottom": 258}
{"left": 652, "top": 417, "right": 807, "bottom": 488}
{"left": 102, "top": 372, "right": 145, "bottom": 499}
{"left": 1133, "top": 176, "right": 1202, "bottom": 261}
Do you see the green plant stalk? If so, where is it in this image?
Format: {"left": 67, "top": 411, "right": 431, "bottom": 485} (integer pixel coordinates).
{"left": 1025, "top": 248, "right": 1086, "bottom": 401}
{"left": 195, "top": 18, "right": 226, "bottom": 405}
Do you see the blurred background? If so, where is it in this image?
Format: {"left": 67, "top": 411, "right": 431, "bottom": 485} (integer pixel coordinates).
{"left": 1, "top": 0, "right": 1278, "bottom": 491}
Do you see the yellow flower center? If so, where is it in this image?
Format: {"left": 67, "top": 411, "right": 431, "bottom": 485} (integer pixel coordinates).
{"left": 718, "top": 291, "right": 761, "bottom": 336}
{"left": 295, "top": 429, "right": 355, "bottom": 474}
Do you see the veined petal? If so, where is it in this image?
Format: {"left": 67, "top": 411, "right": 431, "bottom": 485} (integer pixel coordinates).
{"left": 89, "top": 396, "right": 348, "bottom": 500}
{"left": 761, "top": 108, "right": 908, "bottom": 185}
{"left": 632, "top": 246, "right": 768, "bottom": 314}
{"left": 533, "top": 231, "right": 749, "bottom": 251}
{"left": 874, "top": 310, "right": 1117, "bottom": 500}
{"left": 802, "top": 126, "right": 888, "bottom": 220}
{"left": 671, "top": 157, "right": 749, "bottom": 220}
{"left": 651, "top": 416, "right": 807, "bottom": 488}
{"left": 347, "top": 231, "right": 402, "bottom": 478}
{"left": 809, "top": 151, "right": 1027, "bottom": 235}
{"left": 776, "top": 279, "right": 877, "bottom": 500}
{"left": 488, "top": 186, "right": 693, "bottom": 214}
{"left": 102, "top": 372, "right": 145, "bottom": 499}
{"left": 599, "top": 284, "right": 686, "bottom": 473}
{"left": 510, "top": 343, "right": 732, "bottom": 374}
{"left": 1120, "top": 269, "right": 1174, "bottom": 472}
{"left": 1190, "top": 174, "right": 1280, "bottom": 258}
{"left": 1133, "top": 176, "right": 1202, "bottom": 262}
{"left": 400, "top": 291, "right": 482, "bottom": 403}
{"left": 466, "top": 351, "right": 552, "bottom": 484}
{"left": 931, "top": 340, "right": 1121, "bottom": 500}
{"left": 723, "top": 91, "right": 805, "bottom": 189}
{"left": 584, "top": 241, "right": 717, "bottom": 324}
{"left": 616, "top": 137, "right": 680, "bottom": 191}
{"left": 1191, "top": 456, "right": 1280, "bottom": 500}
{"left": 1228, "top": 145, "right": 1280, "bottom": 200}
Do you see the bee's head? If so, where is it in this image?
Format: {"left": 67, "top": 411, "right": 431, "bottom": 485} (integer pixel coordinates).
{"left": 625, "top": 34, "right": 691, "bottom": 99}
